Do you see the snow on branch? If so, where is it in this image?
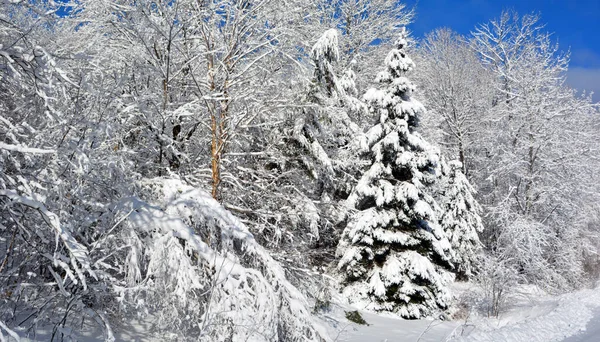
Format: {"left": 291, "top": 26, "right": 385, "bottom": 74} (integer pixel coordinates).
{"left": 0, "top": 189, "right": 96, "bottom": 289}
{"left": 310, "top": 29, "right": 340, "bottom": 63}
{"left": 0, "top": 142, "right": 56, "bottom": 154}
{"left": 0, "top": 320, "right": 20, "bottom": 342}
{"left": 112, "top": 179, "right": 331, "bottom": 341}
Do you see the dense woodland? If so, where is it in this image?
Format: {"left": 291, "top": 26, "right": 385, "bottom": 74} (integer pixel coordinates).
{"left": 1, "top": 0, "right": 599, "bottom": 341}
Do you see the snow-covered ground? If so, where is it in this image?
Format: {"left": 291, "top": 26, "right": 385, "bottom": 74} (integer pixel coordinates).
{"left": 319, "top": 282, "right": 600, "bottom": 342}
{"left": 5, "top": 283, "right": 600, "bottom": 341}
{"left": 320, "top": 307, "right": 459, "bottom": 342}
{"left": 563, "top": 308, "right": 600, "bottom": 342}
{"left": 452, "top": 284, "right": 600, "bottom": 342}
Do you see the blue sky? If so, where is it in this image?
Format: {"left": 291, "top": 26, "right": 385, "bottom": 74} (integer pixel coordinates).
{"left": 403, "top": 0, "right": 600, "bottom": 101}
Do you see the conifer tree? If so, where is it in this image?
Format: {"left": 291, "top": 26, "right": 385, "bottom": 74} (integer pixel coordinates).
{"left": 337, "top": 29, "right": 453, "bottom": 319}
{"left": 439, "top": 160, "right": 484, "bottom": 280}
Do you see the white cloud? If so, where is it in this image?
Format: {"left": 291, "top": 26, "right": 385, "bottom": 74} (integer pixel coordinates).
{"left": 566, "top": 67, "right": 600, "bottom": 103}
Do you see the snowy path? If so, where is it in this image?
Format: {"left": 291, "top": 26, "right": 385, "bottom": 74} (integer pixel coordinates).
{"left": 562, "top": 309, "right": 600, "bottom": 342}
{"left": 323, "top": 285, "right": 600, "bottom": 342}
{"left": 452, "top": 286, "right": 600, "bottom": 342}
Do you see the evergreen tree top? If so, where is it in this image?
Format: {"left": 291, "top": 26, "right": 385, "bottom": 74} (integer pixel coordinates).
{"left": 376, "top": 27, "right": 415, "bottom": 83}
{"left": 363, "top": 28, "right": 423, "bottom": 131}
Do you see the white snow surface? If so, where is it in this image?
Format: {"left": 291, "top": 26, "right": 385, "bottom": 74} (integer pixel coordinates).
{"left": 452, "top": 284, "right": 600, "bottom": 342}
{"left": 7, "top": 282, "right": 600, "bottom": 342}
{"left": 321, "top": 307, "right": 459, "bottom": 342}
{"left": 320, "top": 282, "right": 600, "bottom": 342}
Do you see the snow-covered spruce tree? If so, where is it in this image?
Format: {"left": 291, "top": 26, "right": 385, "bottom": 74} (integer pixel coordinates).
{"left": 293, "top": 30, "right": 348, "bottom": 186}
{"left": 337, "top": 29, "right": 453, "bottom": 319}
{"left": 439, "top": 160, "right": 484, "bottom": 280}
{"left": 252, "top": 29, "right": 366, "bottom": 253}
{"left": 296, "top": 29, "right": 364, "bottom": 199}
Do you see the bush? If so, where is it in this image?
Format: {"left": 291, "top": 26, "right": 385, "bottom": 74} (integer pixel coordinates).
{"left": 477, "top": 255, "right": 522, "bottom": 317}
{"left": 313, "top": 298, "right": 331, "bottom": 313}
{"left": 345, "top": 310, "right": 368, "bottom": 325}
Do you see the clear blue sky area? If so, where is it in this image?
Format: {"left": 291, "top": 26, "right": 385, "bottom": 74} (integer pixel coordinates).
{"left": 403, "top": 0, "right": 600, "bottom": 100}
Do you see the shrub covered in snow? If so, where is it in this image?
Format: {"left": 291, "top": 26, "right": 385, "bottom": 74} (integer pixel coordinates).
{"left": 105, "top": 179, "right": 331, "bottom": 341}
{"left": 1, "top": 177, "right": 330, "bottom": 341}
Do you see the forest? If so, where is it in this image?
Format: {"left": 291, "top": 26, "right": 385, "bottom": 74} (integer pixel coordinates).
{"left": 1, "top": 0, "right": 599, "bottom": 341}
